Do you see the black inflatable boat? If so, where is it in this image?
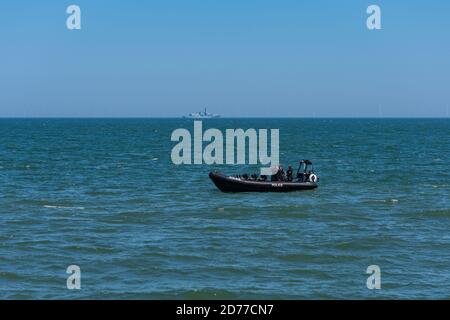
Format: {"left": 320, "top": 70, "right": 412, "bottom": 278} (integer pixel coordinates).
{"left": 209, "top": 160, "right": 319, "bottom": 193}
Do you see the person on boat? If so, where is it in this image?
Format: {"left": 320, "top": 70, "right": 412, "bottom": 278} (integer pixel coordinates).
{"left": 286, "top": 165, "right": 293, "bottom": 182}
{"left": 276, "top": 165, "right": 286, "bottom": 181}
{"left": 271, "top": 165, "right": 279, "bottom": 181}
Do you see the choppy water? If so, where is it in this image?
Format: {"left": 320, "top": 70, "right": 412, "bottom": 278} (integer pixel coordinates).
{"left": 0, "top": 118, "right": 449, "bottom": 299}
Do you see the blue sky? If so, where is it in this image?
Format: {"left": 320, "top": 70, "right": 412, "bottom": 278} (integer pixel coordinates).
{"left": 0, "top": 0, "right": 449, "bottom": 117}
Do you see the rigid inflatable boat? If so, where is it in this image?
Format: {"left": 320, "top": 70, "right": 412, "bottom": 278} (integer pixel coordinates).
{"left": 209, "top": 160, "right": 319, "bottom": 193}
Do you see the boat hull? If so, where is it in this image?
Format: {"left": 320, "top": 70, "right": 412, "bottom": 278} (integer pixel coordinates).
{"left": 183, "top": 116, "right": 220, "bottom": 119}
{"left": 209, "top": 172, "right": 318, "bottom": 193}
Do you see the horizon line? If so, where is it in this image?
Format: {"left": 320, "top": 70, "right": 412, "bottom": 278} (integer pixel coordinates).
{"left": 0, "top": 116, "right": 449, "bottom": 119}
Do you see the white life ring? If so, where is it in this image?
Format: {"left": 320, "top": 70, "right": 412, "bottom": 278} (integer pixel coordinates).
{"left": 309, "top": 174, "right": 317, "bottom": 183}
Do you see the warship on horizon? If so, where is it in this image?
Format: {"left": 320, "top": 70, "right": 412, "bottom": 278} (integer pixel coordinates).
{"left": 183, "top": 108, "right": 220, "bottom": 119}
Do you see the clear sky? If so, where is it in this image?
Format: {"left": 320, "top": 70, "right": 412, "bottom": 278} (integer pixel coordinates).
{"left": 1, "top": 0, "right": 449, "bottom": 117}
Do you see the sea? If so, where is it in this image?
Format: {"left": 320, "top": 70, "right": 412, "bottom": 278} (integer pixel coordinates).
{"left": 0, "top": 118, "right": 449, "bottom": 299}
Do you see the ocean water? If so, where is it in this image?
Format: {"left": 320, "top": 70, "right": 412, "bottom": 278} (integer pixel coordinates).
{"left": 0, "top": 118, "right": 449, "bottom": 299}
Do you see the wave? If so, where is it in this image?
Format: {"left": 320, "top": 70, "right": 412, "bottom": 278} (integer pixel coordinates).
{"left": 43, "top": 205, "right": 85, "bottom": 210}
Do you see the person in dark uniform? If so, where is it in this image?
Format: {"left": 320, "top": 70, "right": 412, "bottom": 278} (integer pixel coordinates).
{"left": 276, "top": 165, "right": 286, "bottom": 181}
{"left": 286, "top": 165, "right": 293, "bottom": 182}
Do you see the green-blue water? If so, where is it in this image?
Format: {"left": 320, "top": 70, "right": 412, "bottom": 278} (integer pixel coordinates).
{"left": 0, "top": 118, "right": 449, "bottom": 299}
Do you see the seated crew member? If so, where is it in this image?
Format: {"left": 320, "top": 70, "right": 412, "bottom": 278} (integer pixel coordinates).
{"left": 286, "top": 165, "right": 293, "bottom": 182}
{"left": 271, "top": 165, "right": 280, "bottom": 181}
{"left": 276, "top": 165, "right": 286, "bottom": 181}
